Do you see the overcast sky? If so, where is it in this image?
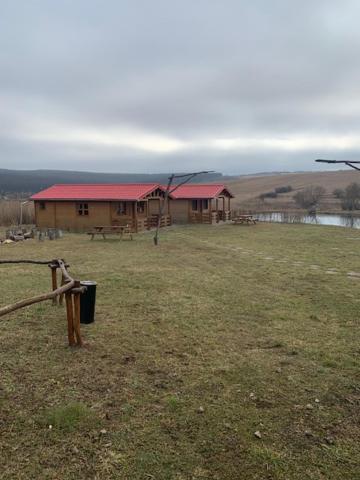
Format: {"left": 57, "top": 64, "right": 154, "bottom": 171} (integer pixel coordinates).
{"left": 1, "top": 1, "right": 360, "bottom": 174}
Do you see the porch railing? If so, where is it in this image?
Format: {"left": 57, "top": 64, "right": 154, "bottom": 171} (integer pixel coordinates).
{"left": 190, "top": 210, "right": 232, "bottom": 224}
{"left": 148, "top": 214, "right": 171, "bottom": 228}
{"left": 136, "top": 218, "right": 149, "bottom": 232}
{"left": 217, "top": 210, "right": 232, "bottom": 222}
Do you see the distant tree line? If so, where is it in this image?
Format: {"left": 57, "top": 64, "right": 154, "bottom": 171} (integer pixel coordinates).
{"left": 259, "top": 185, "right": 292, "bottom": 200}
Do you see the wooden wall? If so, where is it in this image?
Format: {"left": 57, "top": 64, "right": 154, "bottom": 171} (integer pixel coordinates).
{"left": 34, "top": 200, "right": 153, "bottom": 231}
{"left": 110, "top": 201, "right": 135, "bottom": 226}
{"left": 34, "top": 201, "right": 57, "bottom": 228}
{"left": 35, "top": 201, "right": 112, "bottom": 231}
{"left": 34, "top": 196, "right": 231, "bottom": 229}
{"left": 169, "top": 199, "right": 190, "bottom": 223}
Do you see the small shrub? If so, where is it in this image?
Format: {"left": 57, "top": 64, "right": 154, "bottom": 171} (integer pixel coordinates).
{"left": 259, "top": 191, "right": 278, "bottom": 200}
{"left": 333, "top": 188, "right": 345, "bottom": 199}
{"left": 165, "top": 396, "right": 181, "bottom": 411}
{"left": 259, "top": 186, "right": 293, "bottom": 200}
{"left": 274, "top": 185, "right": 293, "bottom": 194}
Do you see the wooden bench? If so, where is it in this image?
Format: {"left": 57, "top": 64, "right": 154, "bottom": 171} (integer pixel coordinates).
{"left": 232, "top": 215, "right": 257, "bottom": 225}
{"left": 87, "top": 225, "right": 133, "bottom": 240}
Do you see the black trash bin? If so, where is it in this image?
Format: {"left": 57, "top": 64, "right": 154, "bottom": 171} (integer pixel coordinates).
{"left": 80, "top": 281, "right": 97, "bottom": 324}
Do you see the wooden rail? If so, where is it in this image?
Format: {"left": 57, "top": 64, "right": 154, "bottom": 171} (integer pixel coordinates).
{"left": 190, "top": 211, "right": 232, "bottom": 224}
{"left": 149, "top": 214, "right": 171, "bottom": 228}
{"left": 0, "top": 259, "right": 87, "bottom": 347}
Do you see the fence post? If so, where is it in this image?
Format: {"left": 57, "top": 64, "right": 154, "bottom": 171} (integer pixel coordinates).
{"left": 50, "top": 261, "right": 58, "bottom": 305}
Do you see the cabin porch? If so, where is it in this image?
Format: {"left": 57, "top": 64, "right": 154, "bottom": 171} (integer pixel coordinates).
{"left": 110, "top": 199, "right": 171, "bottom": 232}
{"left": 189, "top": 197, "right": 232, "bottom": 224}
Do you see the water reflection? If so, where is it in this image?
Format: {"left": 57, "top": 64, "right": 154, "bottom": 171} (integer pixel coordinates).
{"left": 256, "top": 212, "right": 360, "bottom": 229}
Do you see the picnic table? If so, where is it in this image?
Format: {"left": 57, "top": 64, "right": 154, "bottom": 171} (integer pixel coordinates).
{"left": 232, "top": 215, "right": 257, "bottom": 225}
{"left": 87, "top": 225, "right": 133, "bottom": 240}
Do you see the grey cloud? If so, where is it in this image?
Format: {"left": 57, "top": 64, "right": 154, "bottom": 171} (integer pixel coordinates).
{"left": 1, "top": 0, "right": 360, "bottom": 173}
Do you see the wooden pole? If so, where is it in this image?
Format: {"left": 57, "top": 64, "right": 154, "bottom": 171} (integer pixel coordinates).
{"left": 134, "top": 201, "right": 138, "bottom": 233}
{"left": 65, "top": 292, "right": 76, "bottom": 346}
{"left": 0, "top": 280, "right": 75, "bottom": 317}
{"left": 0, "top": 260, "right": 54, "bottom": 265}
{"left": 51, "top": 266, "right": 58, "bottom": 305}
{"left": 73, "top": 280, "right": 83, "bottom": 347}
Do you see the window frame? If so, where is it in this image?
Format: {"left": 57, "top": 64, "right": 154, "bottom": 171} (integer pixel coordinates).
{"left": 116, "top": 201, "right": 127, "bottom": 215}
{"left": 137, "top": 201, "right": 146, "bottom": 214}
{"left": 76, "top": 202, "right": 89, "bottom": 216}
{"left": 191, "top": 200, "right": 198, "bottom": 211}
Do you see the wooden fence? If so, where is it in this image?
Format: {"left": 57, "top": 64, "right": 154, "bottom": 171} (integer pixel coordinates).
{"left": 0, "top": 259, "right": 86, "bottom": 347}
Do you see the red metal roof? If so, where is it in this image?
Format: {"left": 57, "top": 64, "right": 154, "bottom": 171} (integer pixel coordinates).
{"left": 167, "top": 184, "right": 234, "bottom": 199}
{"left": 31, "top": 183, "right": 234, "bottom": 201}
{"left": 30, "top": 184, "right": 161, "bottom": 201}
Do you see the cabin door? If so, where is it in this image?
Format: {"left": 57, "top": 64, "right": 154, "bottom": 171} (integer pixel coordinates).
{"left": 148, "top": 199, "right": 161, "bottom": 216}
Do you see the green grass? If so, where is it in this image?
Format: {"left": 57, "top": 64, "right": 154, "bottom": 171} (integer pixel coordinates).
{"left": 0, "top": 223, "right": 359, "bottom": 479}
{"left": 38, "top": 403, "right": 99, "bottom": 432}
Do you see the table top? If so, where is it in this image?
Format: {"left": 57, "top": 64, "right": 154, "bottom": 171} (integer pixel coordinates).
{"left": 94, "top": 225, "right": 128, "bottom": 231}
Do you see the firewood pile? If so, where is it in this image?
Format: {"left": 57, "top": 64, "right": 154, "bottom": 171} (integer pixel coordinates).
{"left": 0, "top": 228, "right": 34, "bottom": 244}
{"left": 0, "top": 228, "right": 63, "bottom": 244}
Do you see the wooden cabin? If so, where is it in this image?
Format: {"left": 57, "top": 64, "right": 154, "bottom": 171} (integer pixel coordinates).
{"left": 168, "top": 184, "right": 233, "bottom": 224}
{"left": 30, "top": 183, "right": 233, "bottom": 231}
{"left": 30, "top": 184, "right": 169, "bottom": 232}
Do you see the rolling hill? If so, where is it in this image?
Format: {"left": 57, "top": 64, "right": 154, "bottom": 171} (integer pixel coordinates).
{"left": 228, "top": 170, "right": 359, "bottom": 212}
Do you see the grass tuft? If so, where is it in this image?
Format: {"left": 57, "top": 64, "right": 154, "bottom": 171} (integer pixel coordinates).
{"left": 38, "top": 402, "right": 97, "bottom": 432}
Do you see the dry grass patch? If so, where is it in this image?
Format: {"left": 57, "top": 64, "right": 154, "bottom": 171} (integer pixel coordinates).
{"left": 0, "top": 223, "right": 359, "bottom": 479}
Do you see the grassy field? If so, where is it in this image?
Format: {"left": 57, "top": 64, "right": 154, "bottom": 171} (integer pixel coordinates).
{"left": 0, "top": 223, "right": 359, "bottom": 479}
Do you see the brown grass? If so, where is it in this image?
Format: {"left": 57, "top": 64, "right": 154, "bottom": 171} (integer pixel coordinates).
{"left": 0, "top": 200, "right": 34, "bottom": 226}
{"left": 1, "top": 224, "right": 359, "bottom": 479}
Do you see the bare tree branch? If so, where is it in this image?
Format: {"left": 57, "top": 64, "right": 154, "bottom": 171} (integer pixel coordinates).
{"left": 153, "top": 170, "right": 214, "bottom": 245}
{"left": 315, "top": 159, "right": 360, "bottom": 171}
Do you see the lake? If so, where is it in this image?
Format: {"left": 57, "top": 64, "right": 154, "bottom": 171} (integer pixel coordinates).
{"left": 256, "top": 212, "right": 360, "bottom": 229}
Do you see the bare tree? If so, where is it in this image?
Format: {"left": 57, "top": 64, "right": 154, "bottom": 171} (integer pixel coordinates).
{"left": 153, "top": 171, "right": 214, "bottom": 245}
{"left": 293, "top": 185, "right": 326, "bottom": 211}
{"left": 333, "top": 188, "right": 345, "bottom": 199}
{"left": 341, "top": 182, "right": 360, "bottom": 211}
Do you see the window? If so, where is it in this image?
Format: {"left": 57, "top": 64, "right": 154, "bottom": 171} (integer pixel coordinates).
{"left": 117, "top": 202, "right": 127, "bottom": 215}
{"left": 39, "top": 201, "right": 46, "bottom": 210}
{"left": 191, "top": 200, "right": 198, "bottom": 211}
{"left": 137, "top": 201, "right": 146, "bottom": 214}
{"left": 202, "top": 199, "right": 209, "bottom": 210}
{"left": 77, "top": 203, "right": 89, "bottom": 216}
